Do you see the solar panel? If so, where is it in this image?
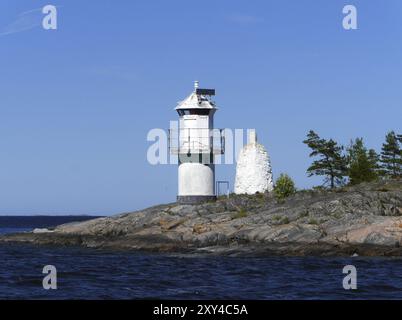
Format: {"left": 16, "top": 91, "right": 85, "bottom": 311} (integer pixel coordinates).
{"left": 196, "top": 88, "right": 215, "bottom": 96}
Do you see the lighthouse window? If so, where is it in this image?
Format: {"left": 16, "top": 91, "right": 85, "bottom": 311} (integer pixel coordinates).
{"left": 178, "top": 109, "right": 210, "bottom": 116}
{"left": 177, "top": 110, "right": 191, "bottom": 116}
{"left": 194, "top": 109, "right": 210, "bottom": 115}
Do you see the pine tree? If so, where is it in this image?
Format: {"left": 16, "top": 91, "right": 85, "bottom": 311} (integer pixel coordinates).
{"left": 346, "top": 138, "right": 379, "bottom": 185}
{"left": 303, "top": 130, "right": 347, "bottom": 188}
{"left": 368, "top": 148, "right": 381, "bottom": 176}
{"left": 380, "top": 131, "right": 401, "bottom": 178}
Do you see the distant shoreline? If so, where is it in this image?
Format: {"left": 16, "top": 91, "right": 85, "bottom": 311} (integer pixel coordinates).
{"left": 0, "top": 216, "right": 103, "bottom": 235}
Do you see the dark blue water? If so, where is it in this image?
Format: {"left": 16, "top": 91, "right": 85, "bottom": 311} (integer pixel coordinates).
{"left": 1, "top": 217, "right": 402, "bottom": 299}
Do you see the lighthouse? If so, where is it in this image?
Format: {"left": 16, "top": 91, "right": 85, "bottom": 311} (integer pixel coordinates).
{"left": 169, "top": 82, "right": 224, "bottom": 204}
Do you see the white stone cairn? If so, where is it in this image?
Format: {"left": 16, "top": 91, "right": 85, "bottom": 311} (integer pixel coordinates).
{"left": 234, "top": 130, "right": 274, "bottom": 195}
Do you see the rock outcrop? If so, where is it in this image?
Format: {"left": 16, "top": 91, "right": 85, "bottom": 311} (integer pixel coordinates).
{"left": 1, "top": 180, "right": 401, "bottom": 256}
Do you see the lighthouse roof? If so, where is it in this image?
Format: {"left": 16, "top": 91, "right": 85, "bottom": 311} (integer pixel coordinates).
{"left": 175, "top": 82, "right": 217, "bottom": 110}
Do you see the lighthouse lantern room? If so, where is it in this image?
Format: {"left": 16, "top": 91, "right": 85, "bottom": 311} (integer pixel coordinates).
{"left": 169, "top": 82, "right": 225, "bottom": 204}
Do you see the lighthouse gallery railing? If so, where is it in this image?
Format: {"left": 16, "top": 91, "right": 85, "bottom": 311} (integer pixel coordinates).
{"left": 168, "top": 128, "right": 225, "bottom": 155}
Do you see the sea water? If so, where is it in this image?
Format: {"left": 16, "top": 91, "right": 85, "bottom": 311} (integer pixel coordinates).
{"left": 1, "top": 216, "right": 402, "bottom": 299}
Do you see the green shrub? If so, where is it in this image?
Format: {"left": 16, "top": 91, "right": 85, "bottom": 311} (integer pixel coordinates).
{"left": 274, "top": 174, "right": 297, "bottom": 199}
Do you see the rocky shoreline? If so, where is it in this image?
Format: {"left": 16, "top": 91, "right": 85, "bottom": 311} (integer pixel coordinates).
{"left": 1, "top": 180, "right": 401, "bottom": 257}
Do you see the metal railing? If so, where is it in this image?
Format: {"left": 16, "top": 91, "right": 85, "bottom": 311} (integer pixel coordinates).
{"left": 168, "top": 128, "right": 225, "bottom": 155}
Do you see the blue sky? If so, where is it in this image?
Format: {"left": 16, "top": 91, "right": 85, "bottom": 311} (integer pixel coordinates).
{"left": 0, "top": 0, "right": 401, "bottom": 215}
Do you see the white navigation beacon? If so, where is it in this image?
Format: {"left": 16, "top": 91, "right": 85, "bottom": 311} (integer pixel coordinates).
{"left": 170, "top": 81, "right": 225, "bottom": 204}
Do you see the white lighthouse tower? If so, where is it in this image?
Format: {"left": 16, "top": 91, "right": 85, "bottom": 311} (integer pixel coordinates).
{"left": 170, "top": 82, "right": 224, "bottom": 204}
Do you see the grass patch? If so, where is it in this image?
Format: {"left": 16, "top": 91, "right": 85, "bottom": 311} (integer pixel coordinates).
{"left": 376, "top": 187, "right": 390, "bottom": 192}
{"left": 308, "top": 218, "right": 318, "bottom": 225}
{"left": 276, "top": 198, "right": 286, "bottom": 204}
{"left": 272, "top": 215, "right": 290, "bottom": 225}
{"left": 298, "top": 211, "right": 309, "bottom": 218}
{"left": 232, "top": 208, "right": 248, "bottom": 219}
